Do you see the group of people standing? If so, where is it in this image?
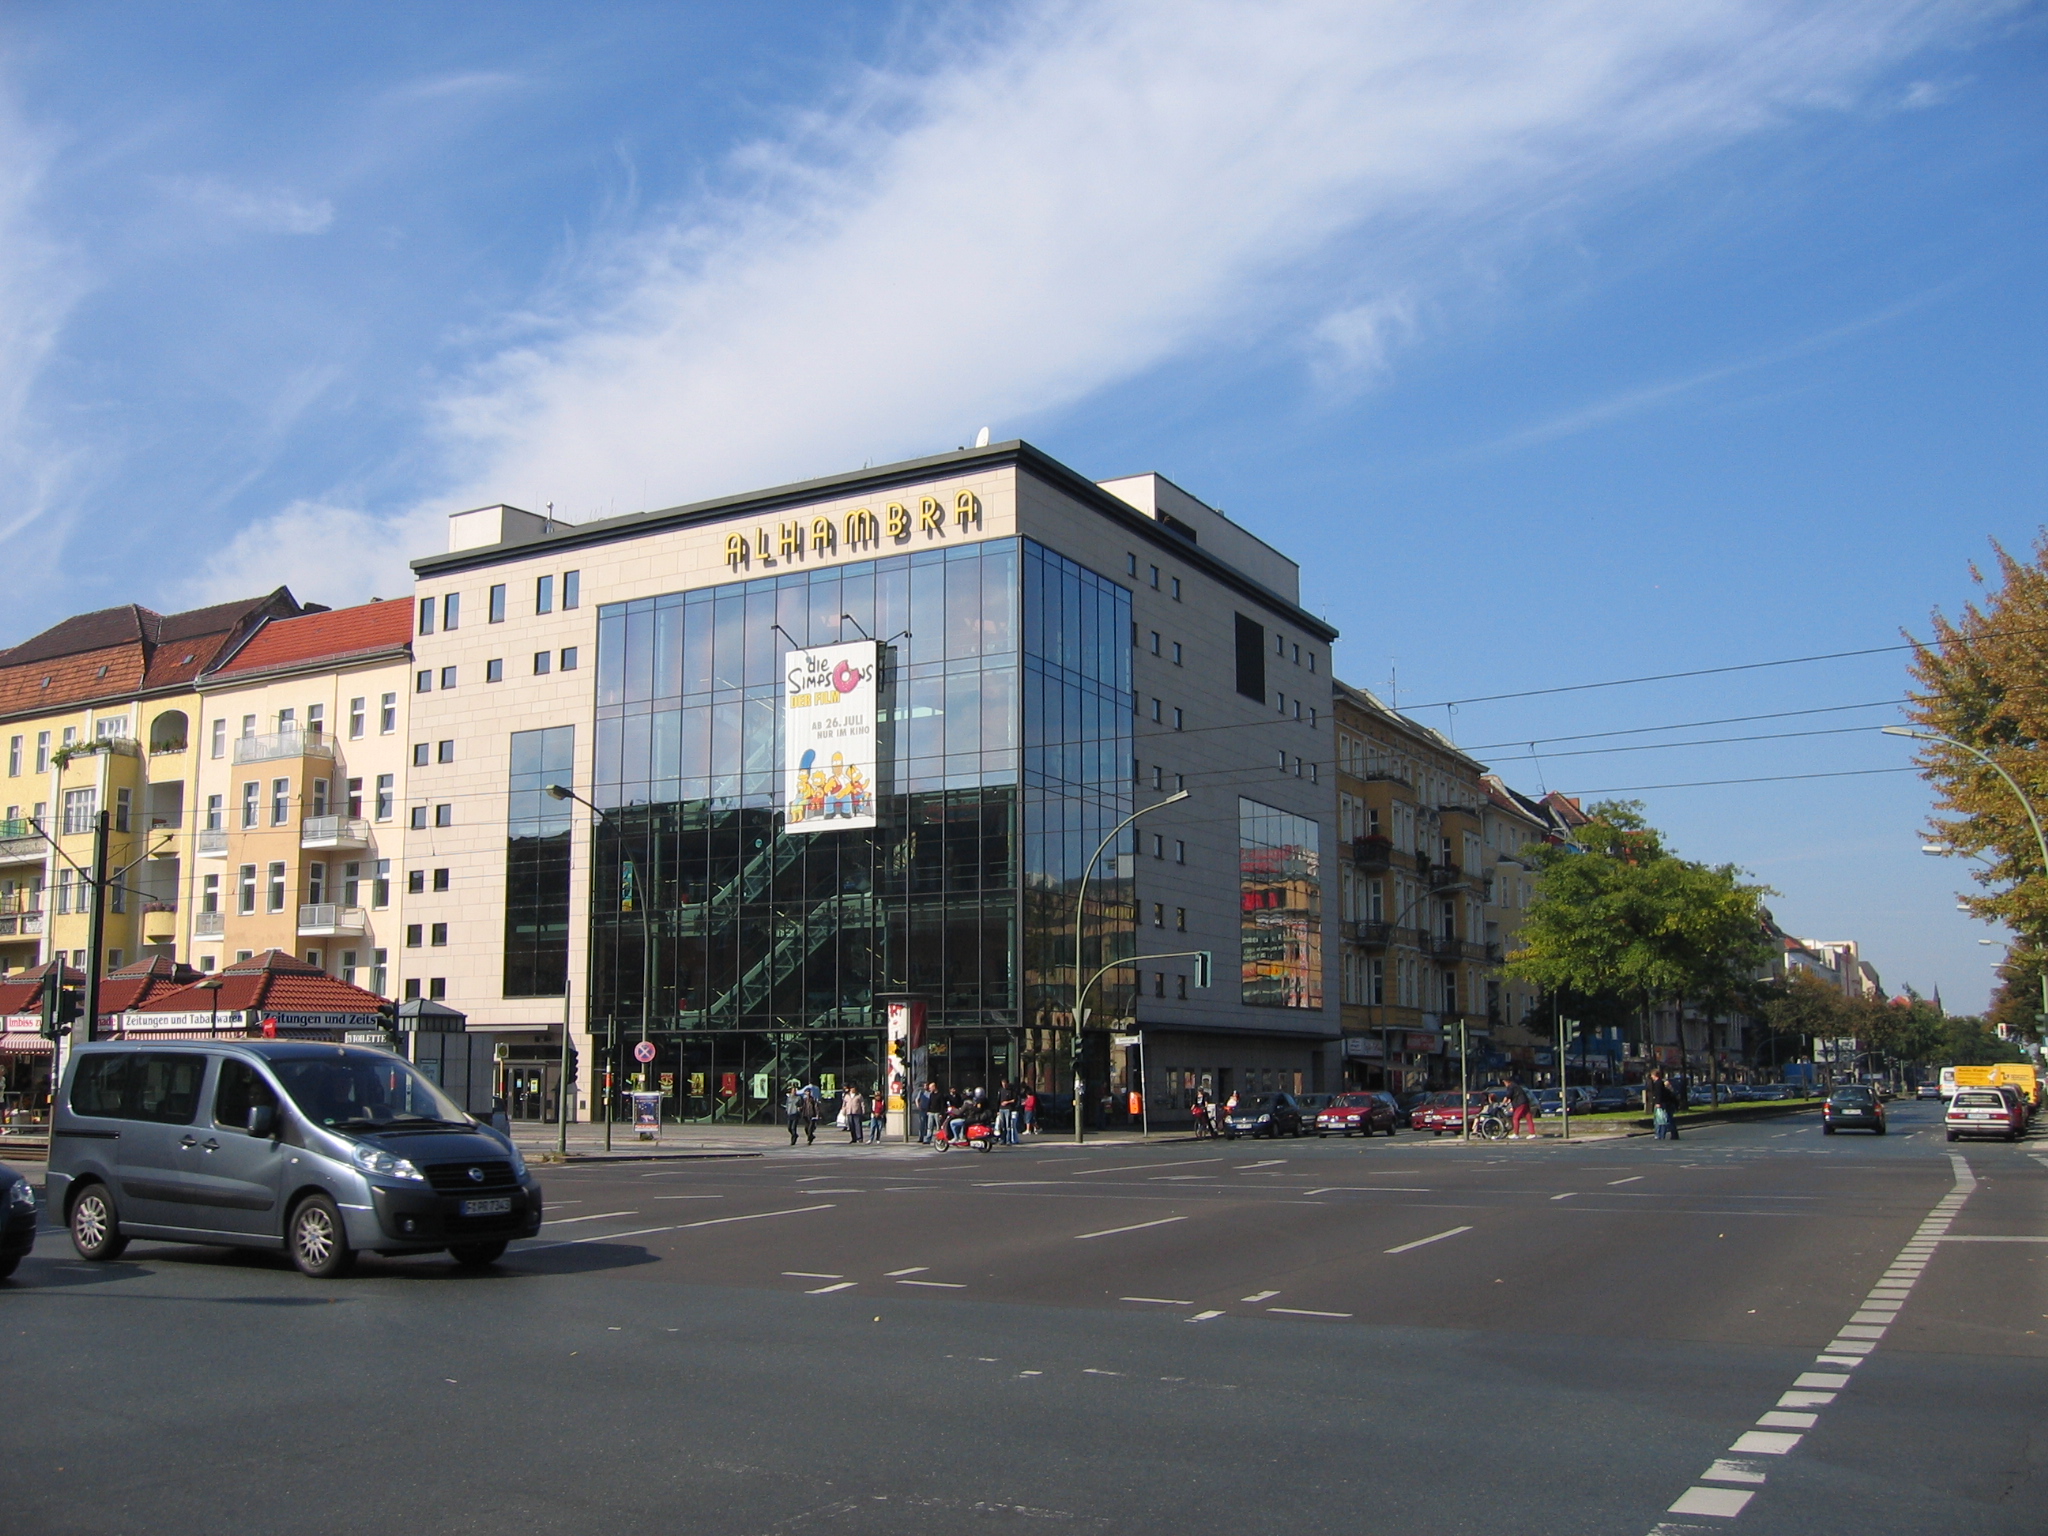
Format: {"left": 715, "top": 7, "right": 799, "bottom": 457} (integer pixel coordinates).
{"left": 780, "top": 1080, "right": 889, "bottom": 1145}
{"left": 914, "top": 1081, "right": 1037, "bottom": 1145}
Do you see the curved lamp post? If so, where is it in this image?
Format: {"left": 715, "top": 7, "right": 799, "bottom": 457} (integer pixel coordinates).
{"left": 1072, "top": 788, "right": 1188, "bottom": 1144}
{"left": 1886, "top": 725, "right": 2048, "bottom": 1047}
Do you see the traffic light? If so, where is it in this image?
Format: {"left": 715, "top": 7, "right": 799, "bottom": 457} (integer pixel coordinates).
{"left": 38, "top": 972, "right": 81, "bottom": 1040}
{"left": 376, "top": 1000, "right": 398, "bottom": 1030}
{"left": 1194, "top": 950, "right": 1213, "bottom": 989}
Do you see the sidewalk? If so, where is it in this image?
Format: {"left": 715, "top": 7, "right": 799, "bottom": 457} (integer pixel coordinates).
{"left": 504, "top": 1121, "right": 1167, "bottom": 1160}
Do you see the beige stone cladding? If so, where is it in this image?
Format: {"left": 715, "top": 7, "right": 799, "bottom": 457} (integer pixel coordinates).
{"left": 406, "top": 458, "right": 1018, "bottom": 1106}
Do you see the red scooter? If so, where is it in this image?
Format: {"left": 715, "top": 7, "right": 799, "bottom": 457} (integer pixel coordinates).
{"left": 932, "top": 1119, "right": 996, "bottom": 1152}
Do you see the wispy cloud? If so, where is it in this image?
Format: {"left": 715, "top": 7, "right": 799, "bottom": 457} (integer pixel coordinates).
{"left": 158, "top": 174, "right": 334, "bottom": 234}
{"left": 206, "top": 0, "right": 1997, "bottom": 600}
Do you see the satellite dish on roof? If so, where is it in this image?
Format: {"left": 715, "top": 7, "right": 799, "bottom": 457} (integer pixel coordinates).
{"left": 974, "top": 427, "right": 990, "bottom": 448}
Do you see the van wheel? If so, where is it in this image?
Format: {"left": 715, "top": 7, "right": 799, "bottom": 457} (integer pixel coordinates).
{"left": 449, "top": 1241, "right": 508, "bottom": 1269}
{"left": 289, "top": 1194, "right": 356, "bottom": 1279}
{"left": 70, "top": 1183, "right": 128, "bottom": 1261}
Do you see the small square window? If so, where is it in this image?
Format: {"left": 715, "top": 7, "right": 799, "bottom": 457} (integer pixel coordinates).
{"left": 1172, "top": 707, "right": 1184, "bottom": 732}
{"left": 407, "top": 870, "right": 426, "bottom": 895}
{"left": 1171, "top": 577, "right": 1181, "bottom": 601}
{"left": 412, "top": 743, "right": 430, "bottom": 767}
{"left": 1176, "top": 974, "right": 1188, "bottom": 1001}
{"left": 486, "top": 658, "right": 504, "bottom": 683}
{"left": 1149, "top": 631, "right": 1161, "bottom": 655}
{"left": 434, "top": 804, "right": 453, "bottom": 828}
{"left": 559, "top": 646, "right": 578, "bottom": 672}
{"left": 437, "top": 740, "right": 454, "bottom": 764}
{"left": 1149, "top": 565, "right": 1160, "bottom": 589}
{"left": 410, "top": 807, "right": 428, "bottom": 830}
{"left": 415, "top": 670, "right": 431, "bottom": 694}
{"left": 439, "top": 666, "right": 457, "bottom": 690}
{"left": 1152, "top": 902, "right": 1164, "bottom": 928}
{"left": 429, "top": 923, "right": 448, "bottom": 947}
{"left": 1171, "top": 641, "right": 1182, "bottom": 666}
{"left": 1175, "top": 906, "right": 1186, "bottom": 931}
{"left": 533, "top": 651, "right": 552, "bottom": 676}
{"left": 433, "top": 867, "right": 450, "bottom": 892}
{"left": 1126, "top": 553, "right": 1137, "bottom": 576}
{"left": 417, "top": 598, "right": 435, "bottom": 635}
{"left": 428, "top": 978, "right": 447, "bottom": 1000}
{"left": 1151, "top": 833, "right": 1163, "bottom": 859}
{"left": 1150, "top": 698, "right": 1162, "bottom": 723}
{"left": 404, "top": 978, "right": 421, "bottom": 1000}
{"left": 488, "top": 584, "right": 507, "bottom": 624}
{"left": 563, "top": 571, "right": 580, "bottom": 610}
{"left": 1175, "top": 840, "right": 1186, "bottom": 864}
{"left": 405, "top": 924, "right": 423, "bottom": 949}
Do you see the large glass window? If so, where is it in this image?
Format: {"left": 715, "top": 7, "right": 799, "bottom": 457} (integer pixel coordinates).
{"left": 1239, "top": 797, "right": 1323, "bottom": 1009}
{"left": 504, "top": 725, "right": 575, "bottom": 996}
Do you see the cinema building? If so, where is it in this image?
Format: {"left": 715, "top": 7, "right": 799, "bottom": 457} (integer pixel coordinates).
{"left": 405, "top": 442, "right": 1336, "bottom": 1126}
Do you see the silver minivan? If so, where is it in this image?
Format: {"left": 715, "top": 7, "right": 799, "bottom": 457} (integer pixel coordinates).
{"left": 48, "top": 1040, "right": 543, "bottom": 1277}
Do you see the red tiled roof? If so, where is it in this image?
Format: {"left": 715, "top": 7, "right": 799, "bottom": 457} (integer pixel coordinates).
{"left": 208, "top": 600, "right": 412, "bottom": 681}
{"left": 100, "top": 957, "right": 203, "bottom": 1014}
{"left": 132, "top": 948, "right": 390, "bottom": 1015}
{"left": 0, "top": 961, "right": 85, "bottom": 1026}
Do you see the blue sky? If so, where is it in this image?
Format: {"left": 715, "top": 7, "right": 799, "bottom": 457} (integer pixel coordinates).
{"left": 2, "top": 2, "right": 2043, "bottom": 1009}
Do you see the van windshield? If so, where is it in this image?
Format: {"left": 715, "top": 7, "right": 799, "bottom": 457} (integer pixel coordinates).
{"left": 272, "top": 1051, "right": 468, "bottom": 1131}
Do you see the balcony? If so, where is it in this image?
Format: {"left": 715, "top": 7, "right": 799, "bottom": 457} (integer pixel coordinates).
{"left": 1352, "top": 920, "right": 1392, "bottom": 947}
{"left": 298, "top": 904, "right": 366, "bottom": 937}
{"left": 194, "top": 911, "right": 225, "bottom": 937}
{"left": 142, "top": 900, "right": 178, "bottom": 939}
{"left": 1351, "top": 835, "right": 1394, "bottom": 870}
{"left": 196, "top": 829, "right": 229, "bottom": 857}
{"left": 0, "top": 909, "right": 43, "bottom": 938}
{"left": 0, "top": 819, "right": 43, "bottom": 862}
{"left": 1428, "top": 933, "right": 1463, "bottom": 959}
{"left": 1439, "top": 802, "right": 1483, "bottom": 822}
{"left": 1427, "top": 863, "right": 1476, "bottom": 890}
{"left": 300, "top": 816, "right": 370, "bottom": 850}
{"left": 232, "top": 729, "right": 335, "bottom": 766}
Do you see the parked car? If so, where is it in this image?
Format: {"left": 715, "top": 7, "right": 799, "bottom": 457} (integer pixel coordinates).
{"left": 0, "top": 1160, "right": 36, "bottom": 1281}
{"left": 48, "top": 1040, "right": 544, "bottom": 1278}
{"left": 1947, "top": 1088, "right": 2022, "bottom": 1142}
{"left": 1397, "top": 1090, "right": 1432, "bottom": 1127}
{"left": 1316, "top": 1092, "right": 1396, "bottom": 1137}
{"left": 1295, "top": 1093, "right": 1339, "bottom": 1129}
{"left": 1589, "top": 1086, "right": 1642, "bottom": 1114}
{"left": 1534, "top": 1087, "right": 1596, "bottom": 1118}
{"left": 1916, "top": 1082, "right": 1943, "bottom": 1101}
{"left": 1822, "top": 1085, "right": 1885, "bottom": 1135}
{"left": 1993, "top": 1084, "right": 2031, "bottom": 1131}
{"left": 1223, "top": 1093, "right": 1305, "bottom": 1139}
{"left": 1747, "top": 1084, "right": 1792, "bottom": 1101}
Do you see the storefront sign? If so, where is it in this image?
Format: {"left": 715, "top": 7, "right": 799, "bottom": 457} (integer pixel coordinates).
{"left": 724, "top": 491, "right": 981, "bottom": 571}
{"left": 784, "top": 641, "right": 878, "bottom": 832}
{"left": 1343, "top": 1036, "right": 1384, "bottom": 1059}
{"left": 1404, "top": 1032, "right": 1442, "bottom": 1055}
{"left": 121, "top": 1009, "right": 384, "bottom": 1033}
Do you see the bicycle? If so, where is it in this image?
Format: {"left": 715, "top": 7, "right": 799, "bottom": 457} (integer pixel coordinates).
{"left": 1472, "top": 1102, "right": 1513, "bottom": 1142}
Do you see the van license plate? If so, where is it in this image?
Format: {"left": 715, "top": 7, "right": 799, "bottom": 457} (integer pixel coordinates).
{"left": 461, "top": 1196, "right": 513, "bottom": 1216}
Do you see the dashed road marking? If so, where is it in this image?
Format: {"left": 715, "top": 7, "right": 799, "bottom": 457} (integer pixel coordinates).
{"left": 1550, "top": 1192, "right": 1577, "bottom": 1201}
{"left": 1240, "top": 1290, "right": 1280, "bottom": 1303}
{"left": 1186, "top": 1310, "right": 1225, "bottom": 1323}
{"left": 1608, "top": 1176, "right": 1645, "bottom": 1186}
{"left": 677, "top": 1203, "right": 837, "bottom": 1229}
{"left": 783, "top": 1271, "right": 842, "bottom": 1279}
{"left": 897, "top": 1280, "right": 965, "bottom": 1288}
{"left": 886, "top": 1266, "right": 928, "bottom": 1276}
{"left": 1074, "top": 1216, "right": 1188, "bottom": 1240}
{"left": 1669, "top": 1487, "right": 1754, "bottom": 1518}
{"left": 544, "top": 1210, "right": 640, "bottom": 1224}
{"left": 806, "top": 1281, "right": 858, "bottom": 1295}
{"left": 1269, "top": 1307, "right": 1352, "bottom": 1318}
{"left": 1385, "top": 1225, "right": 1473, "bottom": 1254}
{"left": 1121, "top": 1296, "right": 1194, "bottom": 1306}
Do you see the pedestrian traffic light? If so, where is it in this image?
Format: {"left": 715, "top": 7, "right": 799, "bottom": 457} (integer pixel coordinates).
{"left": 1194, "top": 951, "right": 1212, "bottom": 989}
{"left": 38, "top": 972, "right": 81, "bottom": 1040}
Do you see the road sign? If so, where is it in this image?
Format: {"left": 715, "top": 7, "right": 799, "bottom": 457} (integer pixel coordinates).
{"left": 632, "top": 1039, "right": 657, "bottom": 1064}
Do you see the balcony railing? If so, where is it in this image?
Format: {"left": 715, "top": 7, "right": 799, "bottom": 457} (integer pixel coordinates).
{"left": 300, "top": 816, "right": 370, "bottom": 850}
{"left": 232, "top": 729, "right": 335, "bottom": 766}
{"left": 0, "top": 910, "right": 43, "bottom": 937}
{"left": 196, "top": 829, "right": 229, "bottom": 856}
{"left": 1427, "top": 863, "right": 1475, "bottom": 890}
{"left": 1351, "top": 835, "right": 1394, "bottom": 869}
{"left": 194, "top": 911, "right": 225, "bottom": 936}
{"left": 298, "top": 904, "right": 366, "bottom": 936}
{"left": 1428, "top": 933, "right": 1464, "bottom": 959}
{"left": 0, "top": 820, "right": 43, "bottom": 860}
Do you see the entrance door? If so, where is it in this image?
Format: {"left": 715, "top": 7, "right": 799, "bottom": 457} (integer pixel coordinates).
{"left": 188, "top": 1057, "right": 289, "bottom": 1238}
{"left": 110, "top": 1052, "right": 212, "bottom": 1230}
{"left": 508, "top": 1066, "right": 553, "bottom": 1121}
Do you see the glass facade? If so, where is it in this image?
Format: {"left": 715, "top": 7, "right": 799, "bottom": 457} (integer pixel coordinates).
{"left": 503, "top": 725, "right": 574, "bottom": 996}
{"left": 574, "top": 537, "right": 1132, "bottom": 1122}
{"left": 1239, "top": 797, "right": 1322, "bottom": 1010}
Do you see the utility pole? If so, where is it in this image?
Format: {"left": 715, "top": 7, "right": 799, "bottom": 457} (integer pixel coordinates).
{"left": 82, "top": 810, "right": 110, "bottom": 1045}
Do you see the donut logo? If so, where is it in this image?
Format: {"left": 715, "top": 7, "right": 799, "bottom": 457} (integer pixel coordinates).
{"left": 832, "top": 659, "right": 863, "bottom": 695}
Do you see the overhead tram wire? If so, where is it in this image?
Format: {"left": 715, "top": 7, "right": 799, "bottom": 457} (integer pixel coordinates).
{"left": 1560, "top": 766, "right": 1921, "bottom": 795}
{"left": 1457, "top": 698, "right": 1904, "bottom": 753}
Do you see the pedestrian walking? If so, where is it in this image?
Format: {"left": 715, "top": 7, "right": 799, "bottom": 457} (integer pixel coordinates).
{"left": 996, "top": 1081, "right": 1019, "bottom": 1144}
{"left": 916, "top": 1081, "right": 938, "bottom": 1144}
{"left": 800, "top": 1081, "right": 821, "bottom": 1144}
{"left": 1647, "top": 1069, "right": 1681, "bottom": 1140}
{"left": 841, "top": 1086, "right": 864, "bottom": 1144}
{"left": 783, "top": 1080, "right": 804, "bottom": 1146}
{"left": 1022, "top": 1088, "right": 1037, "bottom": 1136}
{"left": 1505, "top": 1075, "right": 1536, "bottom": 1140}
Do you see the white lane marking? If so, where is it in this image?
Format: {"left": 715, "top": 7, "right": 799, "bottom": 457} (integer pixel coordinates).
{"left": 1384, "top": 1225, "right": 1473, "bottom": 1254}
{"left": 1074, "top": 1216, "right": 1188, "bottom": 1241}
{"left": 1081, "top": 1368, "right": 1123, "bottom": 1376}
{"left": 1237, "top": 1160, "right": 1286, "bottom": 1170}
{"left": 806, "top": 1281, "right": 858, "bottom": 1294}
{"left": 1301, "top": 1186, "right": 1431, "bottom": 1195}
{"left": 1730, "top": 1431, "right": 1801, "bottom": 1455}
{"left": 1825, "top": 1339, "right": 1875, "bottom": 1354}
{"left": 570, "top": 1226, "right": 677, "bottom": 1245}
{"left": 1187, "top": 1309, "right": 1225, "bottom": 1323}
{"left": 1550, "top": 1192, "right": 1577, "bottom": 1201}
{"left": 1070, "top": 1158, "right": 1220, "bottom": 1176}
{"left": 1756, "top": 1411, "right": 1818, "bottom": 1429}
{"left": 1607, "top": 1176, "right": 1644, "bottom": 1185}
{"left": 676, "top": 1203, "right": 836, "bottom": 1229}
{"left": 897, "top": 1279, "right": 966, "bottom": 1288}
{"left": 652, "top": 1194, "right": 724, "bottom": 1200}
{"left": 1240, "top": 1290, "right": 1280, "bottom": 1303}
{"left": 782, "top": 1271, "right": 841, "bottom": 1279}
{"left": 1669, "top": 1487, "right": 1754, "bottom": 1518}
{"left": 1815, "top": 1355, "right": 1866, "bottom": 1369}
{"left": 1701, "top": 1459, "right": 1768, "bottom": 1485}
{"left": 1121, "top": 1296, "right": 1194, "bottom": 1306}
{"left": 885, "top": 1266, "right": 929, "bottom": 1276}
{"left": 544, "top": 1210, "right": 639, "bottom": 1224}
{"left": 1929, "top": 1234, "right": 2048, "bottom": 1242}
{"left": 1793, "top": 1373, "right": 1850, "bottom": 1389}
{"left": 1776, "top": 1391, "right": 1836, "bottom": 1409}
{"left": 1269, "top": 1307, "right": 1352, "bottom": 1318}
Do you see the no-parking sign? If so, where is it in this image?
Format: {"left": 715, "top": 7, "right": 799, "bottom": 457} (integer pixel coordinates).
{"left": 633, "top": 1040, "right": 657, "bottom": 1064}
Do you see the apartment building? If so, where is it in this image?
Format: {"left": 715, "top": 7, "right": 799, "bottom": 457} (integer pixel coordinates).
{"left": 1331, "top": 681, "right": 1494, "bottom": 1090}
{"left": 187, "top": 601, "right": 413, "bottom": 993}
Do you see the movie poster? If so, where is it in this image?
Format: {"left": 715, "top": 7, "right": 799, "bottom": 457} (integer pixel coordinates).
{"left": 783, "top": 641, "right": 879, "bottom": 833}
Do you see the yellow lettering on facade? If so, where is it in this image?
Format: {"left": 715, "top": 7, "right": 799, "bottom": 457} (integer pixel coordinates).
{"left": 779, "top": 522, "right": 802, "bottom": 558}
{"left": 810, "top": 516, "right": 834, "bottom": 553}
{"left": 918, "top": 496, "right": 943, "bottom": 533}
{"left": 955, "top": 490, "right": 980, "bottom": 527}
{"left": 886, "top": 503, "right": 910, "bottom": 539}
{"left": 845, "top": 506, "right": 878, "bottom": 546}
{"left": 724, "top": 533, "right": 749, "bottom": 569}
{"left": 757, "top": 528, "right": 773, "bottom": 562}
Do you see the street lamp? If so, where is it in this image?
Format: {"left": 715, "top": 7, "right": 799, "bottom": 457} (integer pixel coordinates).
{"left": 1886, "top": 724, "right": 2048, "bottom": 1045}
{"left": 546, "top": 783, "right": 656, "bottom": 1157}
{"left": 1072, "top": 788, "right": 1188, "bottom": 1144}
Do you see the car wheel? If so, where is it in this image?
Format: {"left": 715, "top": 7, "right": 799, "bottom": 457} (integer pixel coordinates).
{"left": 0, "top": 1254, "right": 18, "bottom": 1280}
{"left": 289, "top": 1194, "right": 357, "bottom": 1279}
{"left": 1945, "top": 1130, "right": 1957, "bottom": 1142}
{"left": 449, "top": 1241, "right": 508, "bottom": 1268}
{"left": 70, "top": 1183, "right": 128, "bottom": 1261}
{"left": 1875, "top": 1125, "right": 1886, "bottom": 1136}
{"left": 1822, "top": 1126, "right": 1834, "bottom": 1135}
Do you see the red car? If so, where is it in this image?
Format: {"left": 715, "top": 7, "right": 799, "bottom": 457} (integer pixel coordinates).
{"left": 1316, "top": 1092, "right": 1397, "bottom": 1137}
{"left": 1409, "top": 1092, "right": 1486, "bottom": 1136}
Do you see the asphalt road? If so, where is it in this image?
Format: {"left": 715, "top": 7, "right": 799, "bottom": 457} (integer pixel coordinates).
{"left": 2, "top": 1101, "right": 2043, "bottom": 1536}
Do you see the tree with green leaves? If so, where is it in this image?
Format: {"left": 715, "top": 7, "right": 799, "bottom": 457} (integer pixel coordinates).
{"left": 1506, "top": 802, "right": 1772, "bottom": 1057}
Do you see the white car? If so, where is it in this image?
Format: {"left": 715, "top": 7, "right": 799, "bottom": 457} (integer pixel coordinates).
{"left": 1946, "top": 1088, "right": 2022, "bottom": 1143}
